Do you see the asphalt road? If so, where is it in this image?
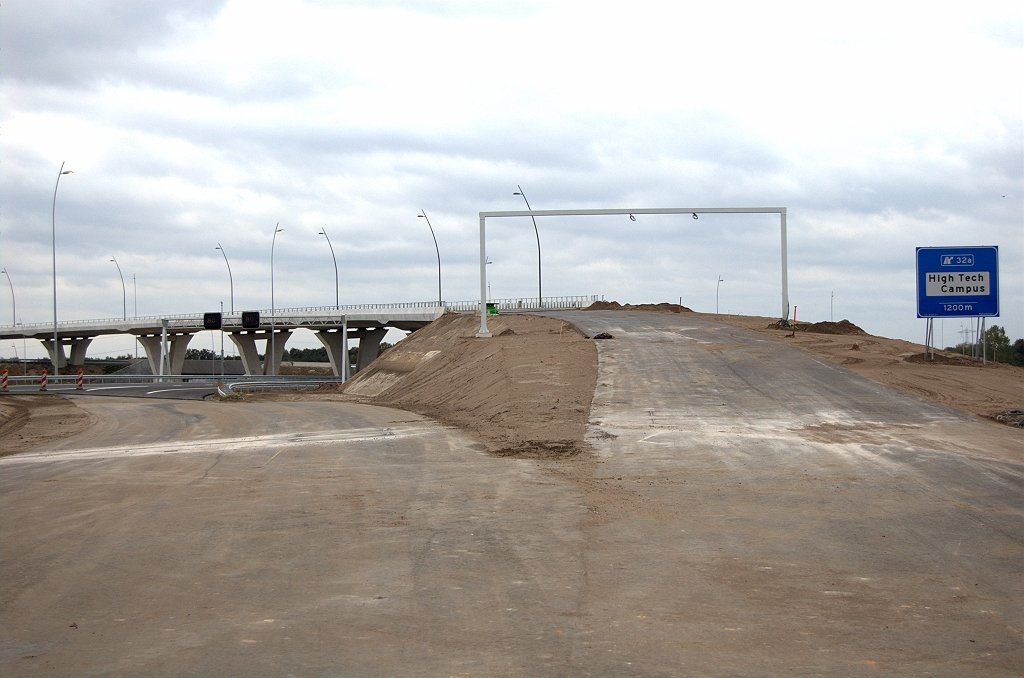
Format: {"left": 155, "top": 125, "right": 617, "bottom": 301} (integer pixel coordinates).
{"left": 1, "top": 312, "right": 1021, "bottom": 676}
{"left": 2, "top": 383, "right": 218, "bottom": 400}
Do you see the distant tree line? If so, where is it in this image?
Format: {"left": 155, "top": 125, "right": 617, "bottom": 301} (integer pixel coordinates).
{"left": 945, "top": 325, "right": 1024, "bottom": 366}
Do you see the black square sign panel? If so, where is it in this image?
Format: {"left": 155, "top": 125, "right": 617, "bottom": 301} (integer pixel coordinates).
{"left": 203, "top": 312, "right": 222, "bottom": 330}
{"left": 241, "top": 311, "right": 260, "bottom": 329}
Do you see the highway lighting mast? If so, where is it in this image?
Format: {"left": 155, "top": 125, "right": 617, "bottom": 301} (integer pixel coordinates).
{"left": 270, "top": 224, "right": 284, "bottom": 376}
{"left": 418, "top": 211, "right": 442, "bottom": 306}
{"left": 318, "top": 229, "right": 340, "bottom": 310}
{"left": 215, "top": 244, "right": 234, "bottom": 314}
{"left": 51, "top": 163, "right": 73, "bottom": 375}
{"left": 2, "top": 268, "right": 14, "bottom": 328}
{"left": 513, "top": 186, "right": 542, "bottom": 308}
{"left": 110, "top": 256, "right": 126, "bottom": 320}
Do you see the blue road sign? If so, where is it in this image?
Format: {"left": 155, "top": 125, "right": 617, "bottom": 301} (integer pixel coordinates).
{"left": 916, "top": 246, "right": 999, "bottom": 318}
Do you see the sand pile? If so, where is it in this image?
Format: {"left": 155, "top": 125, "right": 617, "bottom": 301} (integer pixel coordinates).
{"left": 586, "top": 301, "right": 692, "bottom": 313}
{"left": 342, "top": 313, "right": 597, "bottom": 458}
{"left": 798, "top": 319, "right": 868, "bottom": 336}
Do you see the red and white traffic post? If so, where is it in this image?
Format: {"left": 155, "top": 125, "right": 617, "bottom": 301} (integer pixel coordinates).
{"left": 40, "top": 369, "right": 47, "bottom": 391}
{"left": 77, "top": 369, "right": 84, "bottom": 390}
{"left": 1, "top": 367, "right": 7, "bottom": 391}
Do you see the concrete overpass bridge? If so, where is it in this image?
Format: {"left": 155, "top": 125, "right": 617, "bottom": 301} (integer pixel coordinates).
{"left": 0, "top": 296, "right": 599, "bottom": 377}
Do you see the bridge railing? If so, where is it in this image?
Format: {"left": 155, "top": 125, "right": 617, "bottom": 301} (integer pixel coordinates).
{"left": 0, "top": 302, "right": 447, "bottom": 334}
{"left": 445, "top": 295, "right": 601, "bottom": 313}
{"left": 0, "top": 296, "right": 601, "bottom": 334}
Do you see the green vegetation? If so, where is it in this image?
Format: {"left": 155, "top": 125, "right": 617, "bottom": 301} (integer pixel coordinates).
{"left": 944, "top": 325, "right": 1024, "bottom": 366}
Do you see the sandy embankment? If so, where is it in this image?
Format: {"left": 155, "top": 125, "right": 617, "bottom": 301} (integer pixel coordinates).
{"left": 0, "top": 396, "right": 96, "bottom": 456}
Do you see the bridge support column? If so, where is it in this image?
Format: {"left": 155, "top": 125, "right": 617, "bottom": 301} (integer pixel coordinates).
{"left": 166, "top": 334, "right": 194, "bottom": 375}
{"left": 264, "top": 330, "right": 291, "bottom": 375}
{"left": 228, "top": 332, "right": 262, "bottom": 376}
{"left": 137, "top": 333, "right": 194, "bottom": 375}
{"left": 68, "top": 338, "right": 93, "bottom": 366}
{"left": 39, "top": 339, "right": 68, "bottom": 369}
{"left": 354, "top": 327, "right": 387, "bottom": 373}
{"left": 315, "top": 329, "right": 349, "bottom": 378}
{"left": 228, "top": 330, "right": 291, "bottom": 375}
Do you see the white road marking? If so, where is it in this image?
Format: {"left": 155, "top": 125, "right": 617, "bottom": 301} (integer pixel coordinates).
{"left": 0, "top": 425, "right": 439, "bottom": 465}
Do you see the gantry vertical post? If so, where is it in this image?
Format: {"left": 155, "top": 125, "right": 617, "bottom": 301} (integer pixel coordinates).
{"left": 780, "top": 209, "right": 789, "bottom": 321}
{"left": 477, "top": 215, "right": 491, "bottom": 337}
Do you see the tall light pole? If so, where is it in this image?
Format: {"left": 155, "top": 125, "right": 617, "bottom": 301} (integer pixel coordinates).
{"left": 716, "top": 275, "right": 724, "bottom": 314}
{"left": 133, "top": 273, "right": 138, "bottom": 359}
{"left": 830, "top": 291, "right": 834, "bottom": 322}
{"left": 417, "top": 211, "right": 442, "bottom": 306}
{"left": 110, "top": 256, "right": 126, "bottom": 320}
{"left": 513, "top": 186, "right": 542, "bottom": 307}
{"left": 2, "top": 268, "right": 14, "bottom": 327}
{"left": 215, "top": 244, "right": 234, "bottom": 314}
{"left": 318, "top": 229, "right": 340, "bottom": 310}
{"left": 52, "top": 163, "right": 73, "bottom": 375}
{"left": 270, "top": 224, "right": 283, "bottom": 376}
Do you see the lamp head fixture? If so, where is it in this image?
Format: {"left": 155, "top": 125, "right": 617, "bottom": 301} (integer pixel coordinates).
{"left": 61, "top": 170, "right": 73, "bottom": 175}
{"left": 629, "top": 214, "right": 636, "bottom": 221}
{"left": 692, "top": 213, "right": 698, "bottom": 220}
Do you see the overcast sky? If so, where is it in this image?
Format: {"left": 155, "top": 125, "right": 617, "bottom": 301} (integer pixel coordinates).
{"left": 1, "top": 0, "right": 1021, "bottom": 360}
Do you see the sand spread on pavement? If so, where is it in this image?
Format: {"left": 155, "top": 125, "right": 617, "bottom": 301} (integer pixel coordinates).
{"left": 0, "top": 395, "right": 96, "bottom": 456}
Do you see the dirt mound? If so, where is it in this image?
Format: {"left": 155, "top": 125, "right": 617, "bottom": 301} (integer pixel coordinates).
{"left": 797, "top": 319, "right": 868, "bottom": 335}
{"left": 904, "top": 352, "right": 990, "bottom": 366}
{"left": 341, "top": 313, "right": 597, "bottom": 459}
{"left": 0, "top": 395, "right": 95, "bottom": 455}
{"left": 586, "top": 301, "right": 692, "bottom": 313}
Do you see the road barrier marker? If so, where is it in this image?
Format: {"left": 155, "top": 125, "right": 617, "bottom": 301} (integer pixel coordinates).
{"left": 40, "top": 369, "right": 47, "bottom": 391}
{"left": 77, "top": 369, "right": 84, "bottom": 390}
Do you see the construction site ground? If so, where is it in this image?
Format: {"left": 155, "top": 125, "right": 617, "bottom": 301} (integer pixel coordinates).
{"left": 0, "top": 309, "right": 1020, "bottom": 676}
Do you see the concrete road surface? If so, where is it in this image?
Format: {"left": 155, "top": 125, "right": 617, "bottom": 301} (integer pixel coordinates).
{"left": 2, "top": 312, "right": 1021, "bottom": 676}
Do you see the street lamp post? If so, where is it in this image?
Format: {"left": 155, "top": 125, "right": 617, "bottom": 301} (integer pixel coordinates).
{"left": 318, "top": 229, "right": 340, "bottom": 310}
{"left": 513, "top": 186, "right": 542, "bottom": 308}
{"left": 133, "top": 273, "right": 138, "bottom": 359}
{"left": 417, "top": 211, "right": 442, "bottom": 306}
{"left": 2, "top": 269, "right": 14, "bottom": 327}
{"left": 51, "top": 162, "right": 73, "bottom": 375}
{"left": 215, "top": 244, "right": 234, "bottom": 314}
{"left": 716, "top": 276, "right": 724, "bottom": 314}
{"left": 110, "top": 256, "right": 126, "bottom": 320}
{"left": 270, "top": 224, "right": 284, "bottom": 376}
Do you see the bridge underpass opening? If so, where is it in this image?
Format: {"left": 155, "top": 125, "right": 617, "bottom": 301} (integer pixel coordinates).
{"left": 474, "top": 207, "right": 789, "bottom": 337}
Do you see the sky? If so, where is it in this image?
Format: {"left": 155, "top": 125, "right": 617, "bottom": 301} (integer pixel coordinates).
{"left": 1, "top": 0, "right": 1021, "bottom": 360}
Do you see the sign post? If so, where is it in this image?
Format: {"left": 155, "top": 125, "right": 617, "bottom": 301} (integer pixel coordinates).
{"left": 916, "top": 246, "right": 999, "bottom": 362}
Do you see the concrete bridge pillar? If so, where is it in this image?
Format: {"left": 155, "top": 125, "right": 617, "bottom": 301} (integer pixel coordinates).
{"left": 228, "top": 333, "right": 261, "bottom": 376}
{"left": 40, "top": 336, "right": 92, "bottom": 368}
{"left": 68, "top": 338, "right": 94, "bottom": 366}
{"left": 39, "top": 339, "right": 68, "bottom": 369}
{"left": 229, "top": 330, "right": 291, "bottom": 375}
{"left": 354, "top": 327, "right": 387, "bottom": 373}
{"left": 263, "top": 330, "right": 291, "bottom": 375}
{"left": 314, "top": 329, "right": 348, "bottom": 378}
{"left": 136, "top": 333, "right": 195, "bottom": 375}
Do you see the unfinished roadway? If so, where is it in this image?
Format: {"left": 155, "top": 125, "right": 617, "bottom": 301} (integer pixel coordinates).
{"left": 1, "top": 311, "right": 1020, "bottom": 676}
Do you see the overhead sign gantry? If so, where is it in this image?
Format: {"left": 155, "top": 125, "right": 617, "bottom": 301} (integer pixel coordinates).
{"left": 475, "top": 207, "right": 790, "bottom": 337}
